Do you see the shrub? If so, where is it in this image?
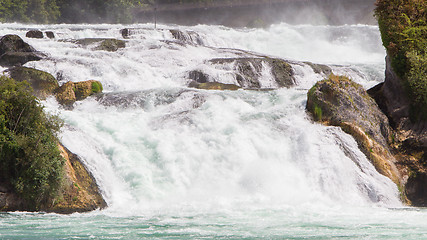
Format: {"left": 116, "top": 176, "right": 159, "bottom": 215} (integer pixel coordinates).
{"left": 0, "top": 76, "right": 64, "bottom": 209}
{"left": 375, "top": 0, "right": 427, "bottom": 120}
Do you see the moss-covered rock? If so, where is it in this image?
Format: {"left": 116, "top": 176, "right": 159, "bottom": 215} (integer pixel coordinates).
{"left": 72, "top": 38, "right": 126, "bottom": 52}
{"left": 55, "top": 80, "right": 103, "bottom": 107}
{"left": 55, "top": 81, "right": 76, "bottom": 106}
{"left": 307, "top": 74, "right": 402, "bottom": 187}
{"left": 95, "top": 39, "right": 126, "bottom": 52}
{"left": 7, "top": 67, "right": 59, "bottom": 99}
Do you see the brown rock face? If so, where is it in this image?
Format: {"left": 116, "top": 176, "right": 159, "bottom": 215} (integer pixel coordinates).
{"left": 0, "top": 144, "right": 107, "bottom": 213}
{"left": 368, "top": 55, "right": 427, "bottom": 207}
{"left": 307, "top": 75, "right": 402, "bottom": 187}
{"left": 55, "top": 80, "right": 103, "bottom": 107}
{"left": 55, "top": 81, "right": 77, "bottom": 106}
{"left": 50, "top": 144, "right": 107, "bottom": 214}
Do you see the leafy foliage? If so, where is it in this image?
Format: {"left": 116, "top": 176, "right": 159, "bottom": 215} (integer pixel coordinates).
{"left": 0, "top": 76, "right": 64, "bottom": 209}
{"left": 375, "top": 0, "right": 427, "bottom": 119}
{"left": 0, "top": 0, "right": 60, "bottom": 23}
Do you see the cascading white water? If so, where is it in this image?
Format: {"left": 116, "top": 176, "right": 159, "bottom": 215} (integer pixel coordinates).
{"left": 3, "top": 22, "right": 426, "bottom": 239}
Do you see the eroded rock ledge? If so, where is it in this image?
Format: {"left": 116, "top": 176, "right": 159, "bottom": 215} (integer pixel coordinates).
{"left": 307, "top": 73, "right": 426, "bottom": 206}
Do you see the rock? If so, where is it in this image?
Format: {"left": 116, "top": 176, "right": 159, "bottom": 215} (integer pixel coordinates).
{"left": 368, "top": 54, "right": 427, "bottom": 206}
{"left": 0, "top": 144, "right": 107, "bottom": 213}
{"left": 188, "top": 70, "right": 209, "bottom": 83}
{"left": 120, "top": 28, "right": 130, "bottom": 38}
{"left": 192, "top": 82, "right": 240, "bottom": 91}
{"left": 0, "top": 35, "right": 43, "bottom": 67}
{"left": 7, "top": 67, "right": 59, "bottom": 99}
{"left": 0, "top": 35, "right": 35, "bottom": 53}
{"left": 368, "top": 55, "right": 412, "bottom": 129}
{"left": 26, "top": 30, "right": 44, "bottom": 39}
{"left": 50, "top": 144, "right": 107, "bottom": 214}
{"left": 203, "top": 57, "right": 295, "bottom": 89}
{"left": 0, "top": 52, "right": 43, "bottom": 67}
{"left": 45, "top": 31, "right": 55, "bottom": 39}
{"left": 307, "top": 74, "right": 402, "bottom": 186}
{"left": 72, "top": 38, "right": 126, "bottom": 52}
{"left": 55, "top": 80, "right": 103, "bottom": 106}
{"left": 304, "top": 62, "right": 332, "bottom": 76}
{"left": 95, "top": 39, "right": 126, "bottom": 52}
{"left": 74, "top": 80, "right": 103, "bottom": 100}
{"left": 170, "top": 29, "right": 204, "bottom": 45}
{"left": 55, "top": 81, "right": 76, "bottom": 106}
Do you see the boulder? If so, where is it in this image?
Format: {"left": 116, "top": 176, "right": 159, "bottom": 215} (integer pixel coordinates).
{"left": 55, "top": 81, "right": 76, "bottom": 106}
{"left": 120, "top": 28, "right": 130, "bottom": 38}
{"left": 170, "top": 29, "right": 204, "bottom": 45}
{"left": 45, "top": 31, "right": 55, "bottom": 39}
{"left": 307, "top": 74, "right": 402, "bottom": 186}
{"left": 26, "top": 30, "right": 44, "bottom": 39}
{"left": 55, "top": 80, "right": 103, "bottom": 106}
{"left": 95, "top": 39, "right": 126, "bottom": 52}
{"left": 7, "top": 67, "right": 59, "bottom": 99}
{"left": 189, "top": 57, "right": 295, "bottom": 89}
{"left": 0, "top": 35, "right": 43, "bottom": 67}
{"left": 188, "top": 70, "right": 209, "bottom": 83}
{"left": 72, "top": 38, "right": 126, "bottom": 52}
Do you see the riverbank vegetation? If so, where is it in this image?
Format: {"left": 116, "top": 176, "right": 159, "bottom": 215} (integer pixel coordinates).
{"left": 0, "top": 0, "right": 220, "bottom": 23}
{"left": 0, "top": 76, "right": 64, "bottom": 209}
{"left": 375, "top": 0, "right": 427, "bottom": 119}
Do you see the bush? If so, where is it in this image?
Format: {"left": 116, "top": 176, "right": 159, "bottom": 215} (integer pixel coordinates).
{"left": 0, "top": 76, "right": 64, "bottom": 209}
{"left": 375, "top": 0, "right": 427, "bottom": 120}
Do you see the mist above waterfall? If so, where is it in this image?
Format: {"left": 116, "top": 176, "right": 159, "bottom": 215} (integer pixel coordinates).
{"left": 135, "top": 0, "right": 377, "bottom": 27}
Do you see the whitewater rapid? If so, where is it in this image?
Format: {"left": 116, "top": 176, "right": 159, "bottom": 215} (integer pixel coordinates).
{"left": 1, "top": 23, "right": 401, "bottom": 216}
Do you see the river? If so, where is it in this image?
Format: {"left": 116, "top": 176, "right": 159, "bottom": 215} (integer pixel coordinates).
{"left": 0, "top": 22, "right": 426, "bottom": 239}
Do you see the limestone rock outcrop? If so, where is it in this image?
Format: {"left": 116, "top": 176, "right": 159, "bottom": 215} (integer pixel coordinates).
{"left": 307, "top": 74, "right": 401, "bottom": 186}
{"left": 188, "top": 57, "right": 295, "bottom": 90}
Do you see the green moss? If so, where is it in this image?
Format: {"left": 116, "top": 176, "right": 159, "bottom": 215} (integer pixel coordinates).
{"left": 375, "top": 0, "right": 427, "bottom": 119}
{"left": 91, "top": 81, "right": 103, "bottom": 93}
{"left": 313, "top": 105, "right": 323, "bottom": 121}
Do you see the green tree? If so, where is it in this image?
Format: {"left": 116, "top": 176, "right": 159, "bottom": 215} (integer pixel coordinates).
{"left": 0, "top": 76, "right": 64, "bottom": 209}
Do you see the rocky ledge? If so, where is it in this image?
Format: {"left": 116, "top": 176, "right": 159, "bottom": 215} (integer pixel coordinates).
{"left": 0, "top": 144, "right": 107, "bottom": 213}
{"left": 307, "top": 73, "right": 426, "bottom": 206}
{"left": 188, "top": 57, "right": 295, "bottom": 90}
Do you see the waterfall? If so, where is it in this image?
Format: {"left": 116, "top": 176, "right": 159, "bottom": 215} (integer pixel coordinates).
{"left": 1, "top": 23, "right": 400, "bottom": 214}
